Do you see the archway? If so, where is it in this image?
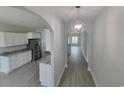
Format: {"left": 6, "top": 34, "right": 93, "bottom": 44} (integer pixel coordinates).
{"left": 0, "top": 6, "right": 54, "bottom": 87}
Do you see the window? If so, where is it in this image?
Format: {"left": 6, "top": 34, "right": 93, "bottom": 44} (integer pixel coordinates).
{"left": 72, "top": 36, "right": 78, "bottom": 44}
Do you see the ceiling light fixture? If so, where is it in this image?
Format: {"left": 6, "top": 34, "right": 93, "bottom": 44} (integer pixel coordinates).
{"left": 71, "top": 6, "right": 85, "bottom": 32}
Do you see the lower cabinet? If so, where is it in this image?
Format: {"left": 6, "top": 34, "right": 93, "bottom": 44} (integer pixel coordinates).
{"left": 39, "top": 63, "right": 52, "bottom": 87}
{"left": 0, "top": 50, "right": 32, "bottom": 74}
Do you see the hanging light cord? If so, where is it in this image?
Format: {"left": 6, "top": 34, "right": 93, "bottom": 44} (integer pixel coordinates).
{"left": 76, "top": 6, "right": 80, "bottom": 22}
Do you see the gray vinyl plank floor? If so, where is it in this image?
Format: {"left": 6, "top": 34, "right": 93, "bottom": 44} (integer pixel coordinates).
{"left": 0, "top": 60, "right": 42, "bottom": 87}
{"left": 59, "top": 46, "right": 95, "bottom": 87}
{"left": 0, "top": 46, "right": 95, "bottom": 87}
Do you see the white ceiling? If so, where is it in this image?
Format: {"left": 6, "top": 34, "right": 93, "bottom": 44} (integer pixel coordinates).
{"left": 0, "top": 6, "right": 105, "bottom": 32}
{"left": 33, "top": 6, "right": 105, "bottom": 22}
{"left": 0, "top": 6, "right": 48, "bottom": 32}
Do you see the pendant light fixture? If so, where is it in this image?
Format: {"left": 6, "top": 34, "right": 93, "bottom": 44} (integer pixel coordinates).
{"left": 71, "top": 6, "right": 85, "bottom": 32}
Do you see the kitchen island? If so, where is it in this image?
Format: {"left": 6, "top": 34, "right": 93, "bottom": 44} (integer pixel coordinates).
{"left": 0, "top": 49, "right": 32, "bottom": 74}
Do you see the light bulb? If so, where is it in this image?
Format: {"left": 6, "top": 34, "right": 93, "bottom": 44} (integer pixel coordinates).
{"left": 71, "top": 20, "right": 85, "bottom": 33}
{"left": 74, "top": 24, "right": 82, "bottom": 30}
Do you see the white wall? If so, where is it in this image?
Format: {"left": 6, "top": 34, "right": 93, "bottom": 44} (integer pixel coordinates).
{"left": 52, "top": 17, "right": 66, "bottom": 86}
{"left": 41, "top": 31, "right": 46, "bottom": 53}
{"left": 90, "top": 7, "right": 124, "bottom": 86}
{"left": 84, "top": 21, "right": 94, "bottom": 71}
{"left": 44, "top": 29, "right": 52, "bottom": 52}
{"left": 81, "top": 31, "right": 88, "bottom": 61}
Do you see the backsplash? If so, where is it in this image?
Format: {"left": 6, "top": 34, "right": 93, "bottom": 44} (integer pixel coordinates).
{"left": 0, "top": 45, "right": 27, "bottom": 54}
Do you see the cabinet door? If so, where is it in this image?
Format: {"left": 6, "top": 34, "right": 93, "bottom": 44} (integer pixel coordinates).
{"left": 39, "top": 64, "right": 52, "bottom": 87}
{"left": 13, "top": 33, "right": 20, "bottom": 46}
{"left": 9, "top": 54, "right": 23, "bottom": 72}
{"left": 0, "top": 32, "right": 28, "bottom": 47}
{"left": 17, "top": 51, "right": 31, "bottom": 66}
{"left": 27, "top": 51, "right": 32, "bottom": 62}
{"left": 9, "top": 56, "right": 17, "bottom": 72}
{"left": 19, "top": 34, "right": 28, "bottom": 45}
{"left": 17, "top": 53, "right": 25, "bottom": 66}
{"left": 4, "top": 33, "right": 14, "bottom": 47}
{"left": 0, "top": 57, "right": 10, "bottom": 73}
{"left": 23, "top": 51, "right": 32, "bottom": 64}
{"left": 0, "top": 32, "right": 5, "bottom": 47}
{"left": 13, "top": 33, "right": 27, "bottom": 46}
{"left": 19, "top": 34, "right": 23, "bottom": 45}
{"left": 23, "top": 34, "right": 28, "bottom": 44}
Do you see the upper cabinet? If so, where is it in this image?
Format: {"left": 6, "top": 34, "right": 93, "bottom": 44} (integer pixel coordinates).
{"left": 0, "top": 32, "right": 28, "bottom": 47}
{"left": 27, "top": 32, "right": 41, "bottom": 39}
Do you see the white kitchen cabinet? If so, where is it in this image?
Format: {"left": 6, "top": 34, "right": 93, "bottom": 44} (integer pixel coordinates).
{"left": 19, "top": 34, "right": 28, "bottom": 45}
{"left": 39, "top": 63, "right": 52, "bottom": 87}
{"left": 27, "top": 32, "right": 41, "bottom": 39}
{"left": 0, "top": 32, "right": 28, "bottom": 47}
{"left": 3, "top": 32, "right": 14, "bottom": 47}
{"left": 14, "top": 33, "right": 20, "bottom": 45}
{"left": 23, "top": 34, "right": 28, "bottom": 44}
{"left": 0, "top": 50, "right": 32, "bottom": 74}
{"left": 39, "top": 55, "right": 53, "bottom": 87}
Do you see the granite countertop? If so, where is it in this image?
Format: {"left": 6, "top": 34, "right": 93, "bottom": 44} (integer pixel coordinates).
{"left": 38, "top": 52, "right": 51, "bottom": 65}
{"left": 0, "top": 49, "right": 31, "bottom": 57}
{"left": 39, "top": 55, "right": 51, "bottom": 64}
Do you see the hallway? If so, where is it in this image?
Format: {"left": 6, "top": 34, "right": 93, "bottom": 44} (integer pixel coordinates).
{"left": 59, "top": 46, "right": 95, "bottom": 87}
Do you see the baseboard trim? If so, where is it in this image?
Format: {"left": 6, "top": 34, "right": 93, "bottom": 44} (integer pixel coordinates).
{"left": 88, "top": 69, "right": 98, "bottom": 87}
{"left": 56, "top": 65, "right": 66, "bottom": 87}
